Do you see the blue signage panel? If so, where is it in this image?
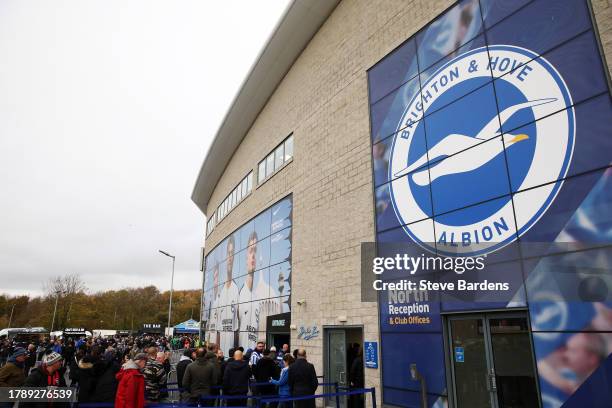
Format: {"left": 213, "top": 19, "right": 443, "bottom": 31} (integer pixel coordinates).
{"left": 365, "top": 341, "right": 378, "bottom": 369}
{"left": 454, "top": 347, "right": 465, "bottom": 363}
{"left": 369, "top": 0, "right": 612, "bottom": 406}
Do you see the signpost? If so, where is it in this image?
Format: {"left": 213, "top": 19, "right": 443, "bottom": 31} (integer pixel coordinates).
{"left": 63, "top": 328, "right": 89, "bottom": 338}
{"left": 365, "top": 341, "right": 378, "bottom": 369}
{"left": 141, "top": 323, "right": 163, "bottom": 334}
{"left": 454, "top": 347, "right": 465, "bottom": 363}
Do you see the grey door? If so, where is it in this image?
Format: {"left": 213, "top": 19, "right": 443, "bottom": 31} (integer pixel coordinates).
{"left": 326, "top": 329, "right": 347, "bottom": 407}
{"left": 448, "top": 313, "right": 539, "bottom": 408}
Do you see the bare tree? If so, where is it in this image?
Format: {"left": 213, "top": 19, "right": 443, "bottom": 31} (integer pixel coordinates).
{"left": 44, "top": 274, "right": 87, "bottom": 330}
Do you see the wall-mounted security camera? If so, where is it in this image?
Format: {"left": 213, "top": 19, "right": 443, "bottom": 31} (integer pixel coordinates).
{"left": 296, "top": 299, "right": 306, "bottom": 306}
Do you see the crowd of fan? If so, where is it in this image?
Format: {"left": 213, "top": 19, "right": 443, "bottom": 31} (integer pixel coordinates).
{"left": 175, "top": 341, "right": 321, "bottom": 408}
{"left": 0, "top": 336, "right": 365, "bottom": 408}
{"left": 0, "top": 334, "right": 190, "bottom": 407}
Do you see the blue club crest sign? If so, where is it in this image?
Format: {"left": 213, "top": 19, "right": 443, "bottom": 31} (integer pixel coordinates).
{"left": 389, "top": 46, "right": 575, "bottom": 255}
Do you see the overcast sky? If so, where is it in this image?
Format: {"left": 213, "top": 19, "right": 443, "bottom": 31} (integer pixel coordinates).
{"left": 0, "top": 0, "right": 290, "bottom": 297}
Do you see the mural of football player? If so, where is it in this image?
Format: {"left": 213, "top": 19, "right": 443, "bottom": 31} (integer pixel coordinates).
{"left": 238, "top": 231, "right": 282, "bottom": 349}
{"left": 206, "top": 261, "right": 220, "bottom": 344}
{"left": 217, "top": 235, "right": 239, "bottom": 353}
{"left": 239, "top": 231, "right": 259, "bottom": 349}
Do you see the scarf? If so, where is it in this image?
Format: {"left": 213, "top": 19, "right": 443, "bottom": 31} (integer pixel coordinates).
{"left": 47, "top": 370, "right": 60, "bottom": 386}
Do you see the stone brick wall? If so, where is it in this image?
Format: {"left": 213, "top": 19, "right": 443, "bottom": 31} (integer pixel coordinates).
{"left": 202, "top": 0, "right": 612, "bottom": 405}
{"left": 593, "top": 0, "right": 612, "bottom": 79}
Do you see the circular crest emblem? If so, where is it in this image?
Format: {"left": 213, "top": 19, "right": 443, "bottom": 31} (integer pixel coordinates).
{"left": 389, "top": 45, "right": 575, "bottom": 256}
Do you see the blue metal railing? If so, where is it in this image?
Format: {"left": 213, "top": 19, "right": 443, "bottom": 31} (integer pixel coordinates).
{"left": 77, "top": 386, "right": 376, "bottom": 408}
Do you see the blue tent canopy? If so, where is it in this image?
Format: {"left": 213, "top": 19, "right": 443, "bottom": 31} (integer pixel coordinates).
{"left": 173, "top": 319, "right": 200, "bottom": 334}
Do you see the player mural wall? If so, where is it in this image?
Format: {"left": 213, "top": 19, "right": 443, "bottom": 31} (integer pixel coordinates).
{"left": 202, "top": 195, "right": 292, "bottom": 354}
{"left": 368, "top": 0, "right": 612, "bottom": 407}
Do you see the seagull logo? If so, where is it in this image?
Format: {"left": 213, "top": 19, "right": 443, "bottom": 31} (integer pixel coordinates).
{"left": 387, "top": 45, "right": 575, "bottom": 256}
{"left": 394, "top": 98, "right": 556, "bottom": 185}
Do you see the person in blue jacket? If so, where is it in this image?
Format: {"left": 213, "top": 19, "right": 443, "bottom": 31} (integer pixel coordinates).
{"left": 270, "top": 354, "right": 295, "bottom": 408}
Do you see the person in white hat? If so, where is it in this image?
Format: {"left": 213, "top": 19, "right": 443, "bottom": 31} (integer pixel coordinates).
{"left": 24, "top": 351, "right": 66, "bottom": 387}
{"left": 22, "top": 351, "right": 67, "bottom": 407}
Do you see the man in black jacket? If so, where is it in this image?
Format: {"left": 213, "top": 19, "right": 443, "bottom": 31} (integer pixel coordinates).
{"left": 220, "top": 348, "right": 233, "bottom": 380}
{"left": 75, "top": 354, "right": 98, "bottom": 403}
{"left": 68, "top": 349, "right": 83, "bottom": 387}
{"left": 349, "top": 345, "right": 364, "bottom": 408}
{"left": 91, "top": 350, "right": 120, "bottom": 403}
{"left": 61, "top": 341, "right": 75, "bottom": 370}
{"left": 222, "top": 350, "right": 251, "bottom": 407}
{"left": 205, "top": 348, "right": 222, "bottom": 400}
{"left": 176, "top": 348, "right": 194, "bottom": 389}
{"left": 288, "top": 349, "right": 318, "bottom": 408}
{"left": 253, "top": 348, "right": 281, "bottom": 397}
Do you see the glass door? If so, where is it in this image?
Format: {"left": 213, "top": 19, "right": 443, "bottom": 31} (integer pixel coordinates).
{"left": 487, "top": 316, "right": 539, "bottom": 408}
{"left": 447, "top": 313, "right": 540, "bottom": 408}
{"left": 326, "top": 329, "right": 347, "bottom": 407}
{"left": 448, "top": 316, "right": 495, "bottom": 408}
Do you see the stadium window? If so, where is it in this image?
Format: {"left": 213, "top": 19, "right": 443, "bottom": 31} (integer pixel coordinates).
{"left": 284, "top": 135, "right": 293, "bottom": 160}
{"left": 257, "top": 133, "right": 294, "bottom": 185}
{"left": 265, "top": 153, "right": 274, "bottom": 178}
{"left": 212, "top": 171, "right": 254, "bottom": 231}
{"left": 274, "top": 144, "right": 284, "bottom": 171}
{"left": 258, "top": 160, "right": 266, "bottom": 183}
{"left": 241, "top": 178, "right": 247, "bottom": 197}
{"left": 207, "top": 212, "right": 216, "bottom": 236}
{"left": 247, "top": 172, "right": 253, "bottom": 191}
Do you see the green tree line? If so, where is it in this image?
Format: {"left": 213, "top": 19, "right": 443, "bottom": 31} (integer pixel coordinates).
{"left": 0, "top": 274, "right": 201, "bottom": 331}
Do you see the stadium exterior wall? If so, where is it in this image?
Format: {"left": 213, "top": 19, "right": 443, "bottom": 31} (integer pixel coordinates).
{"left": 197, "top": 0, "right": 612, "bottom": 406}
